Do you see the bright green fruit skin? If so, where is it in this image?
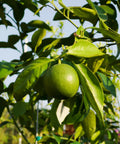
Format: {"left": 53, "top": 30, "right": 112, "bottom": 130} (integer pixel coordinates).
{"left": 82, "top": 110, "right": 96, "bottom": 140}
{"left": 43, "top": 63, "right": 79, "bottom": 99}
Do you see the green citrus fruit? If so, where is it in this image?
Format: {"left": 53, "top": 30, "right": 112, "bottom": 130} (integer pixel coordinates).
{"left": 43, "top": 63, "right": 79, "bottom": 99}
{"left": 82, "top": 110, "right": 96, "bottom": 140}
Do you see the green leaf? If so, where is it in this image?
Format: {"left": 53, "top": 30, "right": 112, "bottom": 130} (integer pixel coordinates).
{"left": 38, "top": 0, "right": 49, "bottom": 5}
{"left": 104, "top": 102, "right": 115, "bottom": 114}
{"left": 12, "top": 101, "right": 28, "bottom": 117}
{"left": 87, "top": 0, "right": 107, "bottom": 21}
{"left": 67, "top": 39, "right": 104, "bottom": 58}
{"left": 28, "top": 20, "right": 52, "bottom": 31}
{"left": 21, "top": 22, "right": 36, "bottom": 33}
{"left": 20, "top": 51, "right": 33, "bottom": 61}
{"left": 0, "top": 42, "right": 17, "bottom": 50}
{"left": 36, "top": 33, "right": 74, "bottom": 52}
{"left": 52, "top": 134, "right": 61, "bottom": 144}
{"left": 70, "top": 7, "right": 98, "bottom": 24}
{"left": 105, "top": 18, "right": 118, "bottom": 32}
{"left": 13, "top": 2, "right": 25, "bottom": 22}
{"left": 62, "top": 93, "right": 87, "bottom": 125}
{"left": 97, "top": 72, "right": 116, "bottom": 97}
{"left": 0, "top": 20, "right": 12, "bottom": 27}
{"left": 0, "top": 5, "right": 8, "bottom": 26}
{"left": 0, "top": 61, "right": 17, "bottom": 80}
{"left": 94, "top": 4, "right": 108, "bottom": 21}
{"left": 74, "top": 124, "right": 84, "bottom": 140}
{"left": 74, "top": 63, "right": 104, "bottom": 122}
{"left": 13, "top": 58, "right": 52, "bottom": 101}
{"left": 32, "top": 29, "right": 46, "bottom": 52}
{"left": 88, "top": 27, "right": 120, "bottom": 43}
{"left": 24, "top": 0, "right": 38, "bottom": 14}
{"left": 86, "top": 57, "right": 104, "bottom": 73}
{"left": 91, "top": 130, "right": 102, "bottom": 143}
{"left": 5, "top": 83, "right": 14, "bottom": 100}
{"left": 3, "top": 0, "right": 24, "bottom": 22}
{"left": 100, "top": 5, "right": 116, "bottom": 18}
{"left": 8, "top": 35, "right": 20, "bottom": 45}
{"left": 0, "top": 97, "right": 7, "bottom": 117}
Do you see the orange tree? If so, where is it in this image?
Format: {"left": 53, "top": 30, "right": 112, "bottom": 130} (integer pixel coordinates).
{"left": 0, "top": 0, "right": 120, "bottom": 143}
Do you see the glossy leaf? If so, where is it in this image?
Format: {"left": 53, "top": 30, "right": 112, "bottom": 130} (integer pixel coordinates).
{"left": 67, "top": 39, "right": 104, "bottom": 58}
{"left": 97, "top": 72, "right": 116, "bottom": 97}
{"left": 32, "top": 29, "right": 46, "bottom": 52}
{"left": 94, "top": 4, "right": 108, "bottom": 21}
{"left": 0, "top": 61, "right": 17, "bottom": 80}
{"left": 87, "top": 0, "right": 107, "bottom": 21}
{"left": 70, "top": 7, "right": 98, "bottom": 24}
{"left": 28, "top": 20, "right": 52, "bottom": 31}
{"left": 74, "top": 63, "right": 104, "bottom": 122}
{"left": 12, "top": 101, "right": 28, "bottom": 117}
{"left": 13, "top": 58, "right": 52, "bottom": 101}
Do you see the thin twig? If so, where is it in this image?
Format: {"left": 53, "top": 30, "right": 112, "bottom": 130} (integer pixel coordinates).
{"left": 7, "top": 105, "right": 30, "bottom": 144}
{"left": 49, "top": 0, "right": 78, "bottom": 29}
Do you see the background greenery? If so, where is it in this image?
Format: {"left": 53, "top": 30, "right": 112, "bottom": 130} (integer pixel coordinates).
{"left": 0, "top": 0, "right": 120, "bottom": 143}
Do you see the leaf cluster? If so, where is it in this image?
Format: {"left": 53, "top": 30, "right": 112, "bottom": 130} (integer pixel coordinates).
{"left": 0, "top": 0, "right": 120, "bottom": 143}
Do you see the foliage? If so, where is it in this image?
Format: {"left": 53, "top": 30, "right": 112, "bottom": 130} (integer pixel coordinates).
{"left": 0, "top": 0, "right": 120, "bottom": 143}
